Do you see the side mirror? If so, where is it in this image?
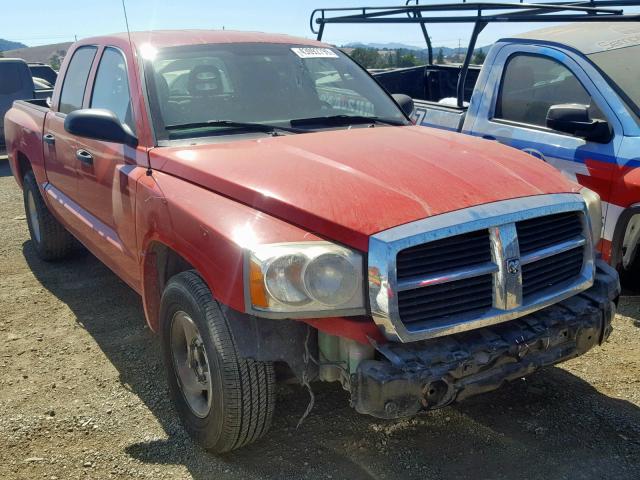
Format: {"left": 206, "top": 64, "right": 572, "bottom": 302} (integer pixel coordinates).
{"left": 392, "top": 93, "right": 415, "bottom": 117}
{"left": 546, "top": 104, "right": 612, "bottom": 143}
{"left": 64, "top": 109, "right": 138, "bottom": 147}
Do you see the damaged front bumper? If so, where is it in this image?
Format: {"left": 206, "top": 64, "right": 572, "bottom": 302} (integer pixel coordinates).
{"left": 352, "top": 260, "right": 620, "bottom": 419}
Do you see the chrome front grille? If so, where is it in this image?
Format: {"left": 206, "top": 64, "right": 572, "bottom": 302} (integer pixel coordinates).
{"left": 517, "top": 212, "right": 584, "bottom": 254}
{"left": 397, "top": 274, "right": 494, "bottom": 323}
{"left": 396, "top": 230, "right": 492, "bottom": 279}
{"left": 522, "top": 246, "right": 584, "bottom": 298}
{"left": 368, "top": 195, "right": 595, "bottom": 343}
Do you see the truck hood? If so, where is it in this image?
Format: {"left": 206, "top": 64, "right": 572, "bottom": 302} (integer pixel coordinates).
{"left": 150, "top": 126, "right": 579, "bottom": 251}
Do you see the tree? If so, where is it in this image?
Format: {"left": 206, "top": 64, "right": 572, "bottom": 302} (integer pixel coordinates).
{"left": 436, "top": 48, "right": 445, "bottom": 64}
{"left": 450, "top": 49, "right": 465, "bottom": 64}
{"left": 472, "top": 48, "right": 486, "bottom": 65}
{"left": 48, "top": 49, "right": 66, "bottom": 71}
{"left": 348, "top": 48, "right": 382, "bottom": 69}
{"left": 49, "top": 54, "right": 61, "bottom": 71}
{"left": 397, "top": 53, "right": 418, "bottom": 68}
{"left": 0, "top": 51, "right": 4, "bottom": 58}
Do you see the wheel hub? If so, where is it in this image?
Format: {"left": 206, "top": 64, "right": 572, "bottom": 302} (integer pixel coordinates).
{"left": 27, "top": 191, "right": 41, "bottom": 244}
{"left": 188, "top": 338, "right": 208, "bottom": 384}
{"left": 170, "top": 311, "right": 213, "bottom": 418}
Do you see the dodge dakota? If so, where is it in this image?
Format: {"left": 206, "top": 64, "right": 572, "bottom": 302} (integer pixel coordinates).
{"left": 3, "top": 30, "right": 619, "bottom": 453}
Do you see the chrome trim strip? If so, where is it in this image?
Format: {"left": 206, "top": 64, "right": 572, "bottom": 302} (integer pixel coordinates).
{"left": 396, "top": 262, "right": 498, "bottom": 291}
{"left": 520, "top": 236, "right": 586, "bottom": 265}
{"left": 491, "top": 223, "right": 522, "bottom": 311}
{"left": 368, "top": 194, "right": 595, "bottom": 343}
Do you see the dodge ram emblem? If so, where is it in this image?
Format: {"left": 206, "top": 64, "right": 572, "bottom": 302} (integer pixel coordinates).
{"left": 507, "top": 258, "right": 521, "bottom": 275}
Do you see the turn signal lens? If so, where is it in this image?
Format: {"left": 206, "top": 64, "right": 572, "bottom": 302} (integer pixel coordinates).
{"left": 249, "top": 258, "right": 269, "bottom": 308}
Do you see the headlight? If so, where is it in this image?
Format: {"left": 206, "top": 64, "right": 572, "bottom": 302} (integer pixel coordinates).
{"left": 580, "top": 187, "right": 602, "bottom": 244}
{"left": 247, "top": 242, "right": 365, "bottom": 317}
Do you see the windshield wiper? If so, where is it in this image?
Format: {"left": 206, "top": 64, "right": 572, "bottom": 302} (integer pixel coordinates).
{"left": 166, "top": 120, "right": 305, "bottom": 135}
{"left": 290, "top": 115, "right": 405, "bottom": 127}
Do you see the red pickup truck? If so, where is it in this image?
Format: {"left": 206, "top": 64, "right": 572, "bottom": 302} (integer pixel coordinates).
{"left": 3, "top": 30, "right": 620, "bottom": 453}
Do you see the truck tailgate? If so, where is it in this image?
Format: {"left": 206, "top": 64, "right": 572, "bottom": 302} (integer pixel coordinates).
{"left": 412, "top": 100, "right": 466, "bottom": 131}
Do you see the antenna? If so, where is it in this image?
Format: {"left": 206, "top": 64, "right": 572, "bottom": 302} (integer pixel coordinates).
{"left": 121, "top": 0, "right": 133, "bottom": 48}
{"left": 120, "top": 0, "right": 153, "bottom": 175}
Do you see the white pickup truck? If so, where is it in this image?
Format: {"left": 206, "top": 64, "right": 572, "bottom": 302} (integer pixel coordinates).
{"left": 313, "top": 1, "right": 640, "bottom": 282}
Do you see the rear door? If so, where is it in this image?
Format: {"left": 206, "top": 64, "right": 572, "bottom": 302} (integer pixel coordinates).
{"left": 467, "top": 45, "right": 622, "bottom": 240}
{"left": 72, "top": 46, "right": 140, "bottom": 288}
{"left": 43, "top": 46, "right": 97, "bottom": 198}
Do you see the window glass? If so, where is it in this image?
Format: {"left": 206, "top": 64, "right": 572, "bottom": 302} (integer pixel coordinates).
{"left": 589, "top": 45, "right": 640, "bottom": 123}
{"left": 496, "top": 54, "right": 603, "bottom": 129}
{"left": 0, "top": 63, "right": 27, "bottom": 94}
{"left": 145, "top": 43, "right": 405, "bottom": 140}
{"left": 91, "top": 47, "right": 134, "bottom": 131}
{"left": 305, "top": 58, "right": 374, "bottom": 116}
{"left": 59, "top": 47, "right": 97, "bottom": 114}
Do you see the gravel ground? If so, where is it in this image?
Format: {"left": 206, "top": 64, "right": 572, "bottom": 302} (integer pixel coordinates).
{"left": 0, "top": 157, "right": 639, "bottom": 480}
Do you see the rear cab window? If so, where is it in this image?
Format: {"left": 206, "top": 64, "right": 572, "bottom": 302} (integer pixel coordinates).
{"left": 58, "top": 46, "right": 97, "bottom": 114}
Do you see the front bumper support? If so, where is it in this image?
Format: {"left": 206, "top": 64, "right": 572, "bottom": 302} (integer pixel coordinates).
{"left": 352, "top": 260, "right": 620, "bottom": 419}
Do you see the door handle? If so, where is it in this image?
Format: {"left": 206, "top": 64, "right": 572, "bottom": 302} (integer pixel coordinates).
{"left": 76, "top": 149, "right": 94, "bottom": 165}
{"left": 43, "top": 133, "right": 55, "bottom": 145}
{"left": 482, "top": 135, "right": 497, "bottom": 141}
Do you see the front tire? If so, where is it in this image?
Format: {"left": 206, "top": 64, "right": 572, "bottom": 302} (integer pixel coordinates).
{"left": 160, "top": 271, "right": 276, "bottom": 453}
{"left": 23, "top": 171, "right": 76, "bottom": 261}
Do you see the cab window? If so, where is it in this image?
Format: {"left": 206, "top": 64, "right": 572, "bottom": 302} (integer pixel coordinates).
{"left": 90, "top": 47, "right": 135, "bottom": 132}
{"left": 496, "top": 54, "right": 604, "bottom": 131}
{"left": 58, "top": 46, "right": 97, "bottom": 114}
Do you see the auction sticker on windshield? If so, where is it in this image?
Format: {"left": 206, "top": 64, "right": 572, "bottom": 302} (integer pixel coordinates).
{"left": 291, "top": 47, "right": 339, "bottom": 58}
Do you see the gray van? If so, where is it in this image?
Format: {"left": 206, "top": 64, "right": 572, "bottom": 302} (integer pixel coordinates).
{"left": 1, "top": 58, "right": 53, "bottom": 144}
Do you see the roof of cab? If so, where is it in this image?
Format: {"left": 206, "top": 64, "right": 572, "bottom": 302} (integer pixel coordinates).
{"left": 78, "top": 29, "right": 330, "bottom": 50}
{"left": 508, "top": 22, "right": 640, "bottom": 55}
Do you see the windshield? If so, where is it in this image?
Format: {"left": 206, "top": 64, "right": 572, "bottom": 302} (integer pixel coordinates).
{"left": 589, "top": 45, "right": 640, "bottom": 122}
{"left": 143, "top": 43, "right": 407, "bottom": 141}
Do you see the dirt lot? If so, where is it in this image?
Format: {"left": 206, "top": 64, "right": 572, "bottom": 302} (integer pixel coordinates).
{"left": 0, "top": 157, "right": 639, "bottom": 480}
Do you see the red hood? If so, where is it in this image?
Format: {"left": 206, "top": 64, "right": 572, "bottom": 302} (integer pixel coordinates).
{"left": 150, "top": 126, "right": 579, "bottom": 251}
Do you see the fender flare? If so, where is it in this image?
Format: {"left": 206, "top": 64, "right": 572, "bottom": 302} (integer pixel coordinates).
{"left": 140, "top": 234, "right": 221, "bottom": 332}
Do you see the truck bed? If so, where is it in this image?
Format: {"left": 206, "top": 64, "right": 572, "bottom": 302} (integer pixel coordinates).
{"left": 373, "top": 64, "right": 481, "bottom": 104}
{"left": 373, "top": 64, "right": 480, "bottom": 131}
{"left": 3, "top": 99, "right": 50, "bottom": 178}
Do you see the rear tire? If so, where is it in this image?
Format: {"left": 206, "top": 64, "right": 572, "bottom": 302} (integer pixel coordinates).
{"left": 23, "top": 171, "right": 76, "bottom": 261}
{"left": 160, "top": 271, "right": 276, "bottom": 453}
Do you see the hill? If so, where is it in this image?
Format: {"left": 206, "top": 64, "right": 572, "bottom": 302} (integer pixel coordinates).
{"left": 0, "top": 39, "right": 27, "bottom": 52}
{"left": 1, "top": 42, "right": 72, "bottom": 66}
{"left": 344, "top": 42, "right": 493, "bottom": 57}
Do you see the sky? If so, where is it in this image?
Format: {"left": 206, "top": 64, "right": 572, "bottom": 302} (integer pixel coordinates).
{"left": 3, "top": 1, "right": 640, "bottom": 50}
